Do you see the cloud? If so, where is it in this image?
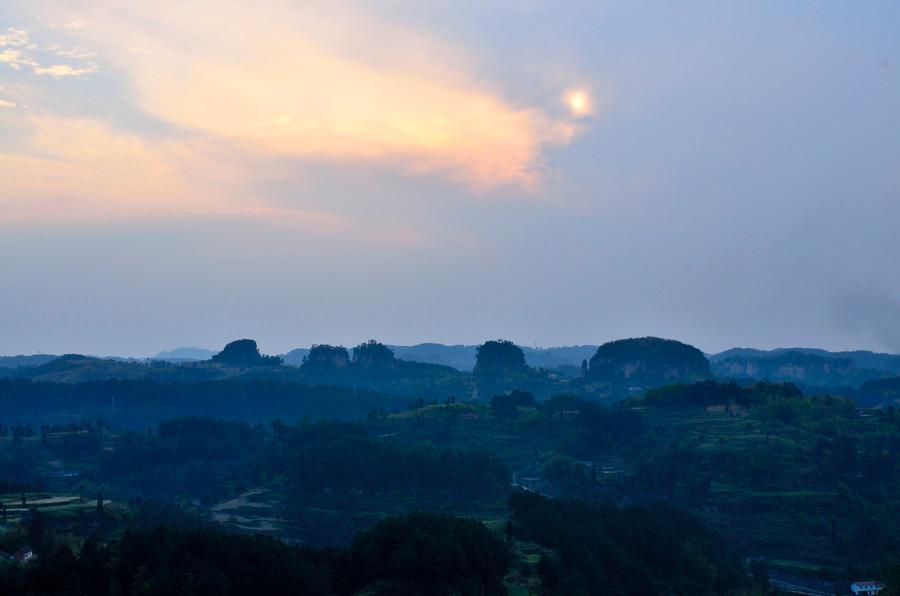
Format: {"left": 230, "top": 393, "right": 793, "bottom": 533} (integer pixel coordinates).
{"left": 0, "top": 26, "right": 96, "bottom": 75}
{"left": 0, "top": 113, "right": 425, "bottom": 246}
{"left": 0, "top": 114, "right": 243, "bottom": 220}
{"left": 48, "top": 1, "right": 577, "bottom": 190}
{"left": 32, "top": 63, "right": 96, "bottom": 77}
{"left": 47, "top": 45, "right": 94, "bottom": 60}
{"left": 0, "top": 99, "right": 17, "bottom": 108}
{"left": 0, "top": 28, "right": 28, "bottom": 47}
{"left": 0, "top": 48, "right": 30, "bottom": 70}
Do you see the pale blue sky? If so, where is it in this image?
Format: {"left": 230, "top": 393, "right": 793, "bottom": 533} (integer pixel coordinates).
{"left": 1, "top": 1, "right": 899, "bottom": 356}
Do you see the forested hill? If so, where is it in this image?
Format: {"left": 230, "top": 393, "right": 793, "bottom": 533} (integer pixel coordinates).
{"left": 583, "top": 337, "right": 710, "bottom": 390}
{"left": 0, "top": 379, "right": 410, "bottom": 428}
{"left": 5, "top": 338, "right": 900, "bottom": 405}
{"left": 385, "top": 343, "right": 599, "bottom": 371}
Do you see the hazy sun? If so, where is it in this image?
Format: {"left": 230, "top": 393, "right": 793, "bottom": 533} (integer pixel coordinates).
{"left": 566, "top": 91, "right": 590, "bottom": 116}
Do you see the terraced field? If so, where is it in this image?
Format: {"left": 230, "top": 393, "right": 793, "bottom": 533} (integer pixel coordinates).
{"left": 0, "top": 492, "right": 109, "bottom": 525}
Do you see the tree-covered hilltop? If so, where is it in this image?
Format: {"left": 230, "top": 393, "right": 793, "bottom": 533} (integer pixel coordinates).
{"left": 211, "top": 339, "right": 283, "bottom": 367}
{"left": 474, "top": 340, "right": 529, "bottom": 375}
{"left": 468, "top": 340, "right": 566, "bottom": 399}
{"left": 302, "top": 344, "right": 352, "bottom": 371}
{"left": 294, "top": 341, "right": 471, "bottom": 398}
{"left": 585, "top": 337, "right": 710, "bottom": 390}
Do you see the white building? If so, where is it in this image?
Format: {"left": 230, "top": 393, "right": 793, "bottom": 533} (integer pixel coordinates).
{"left": 851, "top": 581, "right": 884, "bottom": 596}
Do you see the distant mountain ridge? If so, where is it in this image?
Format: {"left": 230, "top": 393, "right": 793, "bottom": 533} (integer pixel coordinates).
{"left": 709, "top": 347, "right": 900, "bottom": 390}
{"left": 5, "top": 342, "right": 899, "bottom": 404}
{"left": 710, "top": 346, "right": 900, "bottom": 374}
{"left": 0, "top": 354, "right": 58, "bottom": 369}
{"left": 153, "top": 346, "right": 216, "bottom": 362}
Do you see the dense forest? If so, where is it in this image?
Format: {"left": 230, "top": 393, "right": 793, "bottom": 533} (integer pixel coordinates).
{"left": 3, "top": 336, "right": 900, "bottom": 594}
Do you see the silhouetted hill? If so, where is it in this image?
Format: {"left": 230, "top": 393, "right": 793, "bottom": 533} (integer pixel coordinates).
{"left": 280, "top": 347, "right": 310, "bottom": 367}
{"left": 6, "top": 354, "right": 153, "bottom": 382}
{"left": 291, "top": 342, "right": 470, "bottom": 398}
{"left": 389, "top": 343, "right": 478, "bottom": 370}
{"left": 0, "top": 354, "right": 58, "bottom": 369}
{"left": 586, "top": 337, "right": 710, "bottom": 390}
{"left": 153, "top": 346, "right": 215, "bottom": 362}
{"left": 383, "top": 343, "right": 598, "bottom": 371}
{"left": 212, "top": 339, "right": 282, "bottom": 366}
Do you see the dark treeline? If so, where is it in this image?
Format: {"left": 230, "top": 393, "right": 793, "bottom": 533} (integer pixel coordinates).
{"left": 0, "top": 512, "right": 509, "bottom": 596}
{"left": 0, "top": 378, "right": 409, "bottom": 428}
{"left": 1, "top": 493, "right": 758, "bottom": 595}
{"left": 67, "top": 417, "right": 508, "bottom": 514}
{"left": 273, "top": 420, "right": 509, "bottom": 498}
{"left": 507, "top": 491, "right": 744, "bottom": 595}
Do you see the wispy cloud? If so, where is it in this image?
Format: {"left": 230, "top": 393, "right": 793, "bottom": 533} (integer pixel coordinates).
{"left": 0, "top": 26, "right": 96, "bottom": 76}
{"left": 0, "top": 114, "right": 238, "bottom": 220}
{"left": 0, "top": 28, "right": 28, "bottom": 47}
{"left": 32, "top": 63, "right": 96, "bottom": 77}
{"left": 0, "top": 113, "right": 425, "bottom": 246}
{"left": 44, "top": 1, "right": 578, "bottom": 190}
{"left": 0, "top": 48, "right": 31, "bottom": 70}
{"left": 1, "top": 1, "right": 588, "bottom": 239}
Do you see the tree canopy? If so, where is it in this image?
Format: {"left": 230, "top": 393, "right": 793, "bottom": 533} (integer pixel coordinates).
{"left": 587, "top": 337, "right": 709, "bottom": 388}
{"left": 352, "top": 340, "right": 396, "bottom": 369}
{"left": 302, "top": 345, "right": 351, "bottom": 370}
{"left": 211, "top": 339, "right": 282, "bottom": 367}
{"left": 474, "top": 340, "right": 528, "bottom": 375}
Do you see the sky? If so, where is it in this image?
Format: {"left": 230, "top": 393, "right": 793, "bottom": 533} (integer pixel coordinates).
{"left": 1, "top": 1, "right": 899, "bottom": 357}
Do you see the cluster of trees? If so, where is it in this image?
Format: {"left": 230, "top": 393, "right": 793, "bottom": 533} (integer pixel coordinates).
{"left": 639, "top": 379, "right": 803, "bottom": 409}
{"left": 475, "top": 341, "right": 528, "bottom": 375}
{"left": 490, "top": 389, "right": 536, "bottom": 419}
{"left": 96, "top": 417, "right": 267, "bottom": 501}
{"left": 507, "top": 491, "right": 745, "bottom": 595}
{"left": 0, "top": 512, "right": 509, "bottom": 596}
{"left": 274, "top": 421, "right": 509, "bottom": 499}
{"left": 78, "top": 417, "right": 509, "bottom": 515}
{"left": 530, "top": 394, "right": 644, "bottom": 457}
